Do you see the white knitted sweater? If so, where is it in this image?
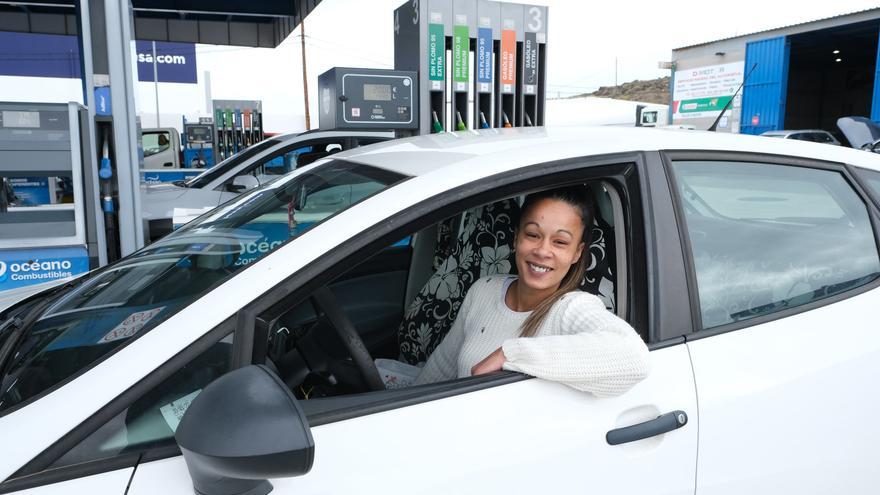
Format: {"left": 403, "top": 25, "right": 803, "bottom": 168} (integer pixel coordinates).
{"left": 412, "top": 276, "right": 650, "bottom": 397}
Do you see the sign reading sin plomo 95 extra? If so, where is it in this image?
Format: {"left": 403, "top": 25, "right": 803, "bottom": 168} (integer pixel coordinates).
{"left": 428, "top": 24, "right": 445, "bottom": 82}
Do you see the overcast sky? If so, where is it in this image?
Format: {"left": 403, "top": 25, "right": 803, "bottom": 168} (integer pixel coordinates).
{"left": 7, "top": 0, "right": 876, "bottom": 132}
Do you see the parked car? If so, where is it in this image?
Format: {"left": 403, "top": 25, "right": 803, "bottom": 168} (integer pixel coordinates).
{"left": 140, "top": 129, "right": 394, "bottom": 241}
{"left": 2, "top": 127, "right": 880, "bottom": 494}
{"left": 760, "top": 128, "right": 841, "bottom": 145}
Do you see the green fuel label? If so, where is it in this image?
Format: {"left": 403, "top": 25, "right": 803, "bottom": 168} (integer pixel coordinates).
{"left": 428, "top": 24, "right": 445, "bottom": 82}
{"left": 677, "top": 96, "right": 732, "bottom": 113}
{"left": 453, "top": 25, "right": 469, "bottom": 89}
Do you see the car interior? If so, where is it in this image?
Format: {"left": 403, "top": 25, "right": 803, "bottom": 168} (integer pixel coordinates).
{"left": 259, "top": 180, "right": 628, "bottom": 402}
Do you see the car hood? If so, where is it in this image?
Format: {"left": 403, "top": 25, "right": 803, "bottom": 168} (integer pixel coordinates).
{"left": 837, "top": 117, "right": 880, "bottom": 149}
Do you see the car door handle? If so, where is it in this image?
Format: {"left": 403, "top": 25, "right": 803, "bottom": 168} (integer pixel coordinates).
{"left": 606, "top": 410, "right": 688, "bottom": 446}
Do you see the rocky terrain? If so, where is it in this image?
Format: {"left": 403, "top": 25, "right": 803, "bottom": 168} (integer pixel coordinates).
{"left": 574, "top": 76, "right": 670, "bottom": 104}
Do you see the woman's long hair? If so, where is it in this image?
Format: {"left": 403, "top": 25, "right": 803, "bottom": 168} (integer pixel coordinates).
{"left": 518, "top": 186, "right": 595, "bottom": 338}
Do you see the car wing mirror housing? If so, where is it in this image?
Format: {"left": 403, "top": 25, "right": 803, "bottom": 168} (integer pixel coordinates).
{"left": 175, "top": 365, "right": 314, "bottom": 495}
{"left": 230, "top": 174, "right": 260, "bottom": 192}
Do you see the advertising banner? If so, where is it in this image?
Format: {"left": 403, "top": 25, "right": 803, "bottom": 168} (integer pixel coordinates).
{"left": 0, "top": 246, "right": 89, "bottom": 293}
{"left": 0, "top": 33, "right": 197, "bottom": 84}
{"left": 0, "top": 32, "right": 81, "bottom": 79}
{"left": 135, "top": 41, "right": 198, "bottom": 84}
{"left": 9, "top": 177, "right": 51, "bottom": 206}
{"left": 673, "top": 61, "right": 744, "bottom": 120}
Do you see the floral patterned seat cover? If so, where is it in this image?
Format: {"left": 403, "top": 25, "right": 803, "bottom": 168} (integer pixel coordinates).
{"left": 398, "top": 198, "right": 616, "bottom": 365}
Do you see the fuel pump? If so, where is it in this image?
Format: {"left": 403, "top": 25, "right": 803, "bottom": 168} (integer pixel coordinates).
{"left": 0, "top": 102, "right": 102, "bottom": 308}
{"left": 317, "top": 67, "right": 418, "bottom": 135}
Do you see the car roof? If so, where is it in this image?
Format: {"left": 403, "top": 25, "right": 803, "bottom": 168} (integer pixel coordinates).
{"left": 335, "top": 126, "right": 880, "bottom": 177}
{"left": 271, "top": 129, "right": 396, "bottom": 142}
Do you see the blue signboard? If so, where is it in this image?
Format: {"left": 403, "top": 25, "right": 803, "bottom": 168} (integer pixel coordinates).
{"left": 477, "top": 27, "right": 493, "bottom": 87}
{"left": 9, "top": 177, "right": 51, "bottom": 206}
{"left": 0, "top": 246, "right": 90, "bottom": 293}
{"left": 0, "top": 32, "right": 81, "bottom": 79}
{"left": 95, "top": 87, "right": 112, "bottom": 116}
{"left": 0, "top": 33, "right": 196, "bottom": 84}
{"left": 135, "top": 41, "right": 198, "bottom": 84}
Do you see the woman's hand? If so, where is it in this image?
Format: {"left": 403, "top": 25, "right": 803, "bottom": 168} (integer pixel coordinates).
{"left": 471, "top": 347, "right": 507, "bottom": 376}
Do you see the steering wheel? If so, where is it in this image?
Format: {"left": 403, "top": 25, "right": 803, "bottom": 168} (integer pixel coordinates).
{"left": 311, "top": 287, "right": 385, "bottom": 391}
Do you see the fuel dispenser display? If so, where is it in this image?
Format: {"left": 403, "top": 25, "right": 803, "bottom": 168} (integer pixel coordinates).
{"left": 213, "top": 100, "right": 263, "bottom": 161}
{"left": 395, "top": 0, "right": 546, "bottom": 135}
{"left": 317, "top": 67, "right": 418, "bottom": 131}
{"left": 183, "top": 120, "right": 215, "bottom": 169}
{"left": 0, "top": 102, "right": 101, "bottom": 308}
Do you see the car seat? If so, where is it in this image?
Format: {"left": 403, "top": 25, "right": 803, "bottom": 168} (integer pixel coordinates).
{"left": 398, "top": 199, "right": 520, "bottom": 364}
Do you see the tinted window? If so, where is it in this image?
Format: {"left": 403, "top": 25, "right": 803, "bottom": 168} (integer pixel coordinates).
{"left": 672, "top": 160, "right": 880, "bottom": 329}
{"left": 0, "top": 161, "right": 406, "bottom": 414}
{"left": 807, "top": 132, "right": 834, "bottom": 144}
{"left": 184, "top": 138, "right": 282, "bottom": 188}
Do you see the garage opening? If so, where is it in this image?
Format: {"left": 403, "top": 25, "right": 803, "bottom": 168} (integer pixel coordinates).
{"left": 784, "top": 20, "right": 879, "bottom": 144}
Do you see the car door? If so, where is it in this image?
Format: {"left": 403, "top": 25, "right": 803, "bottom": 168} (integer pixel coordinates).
{"left": 665, "top": 153, "right": 880, "bottom": 494}
{"left": 125, "top": 155, "right": 699, "bottom": 494}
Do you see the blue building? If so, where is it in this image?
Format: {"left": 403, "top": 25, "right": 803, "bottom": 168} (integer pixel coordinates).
{"left": 671, "top": 8, "right": 880, "bottom": 140}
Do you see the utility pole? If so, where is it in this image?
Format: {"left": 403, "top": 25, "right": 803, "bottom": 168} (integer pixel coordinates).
{"left": 614, "top": 57, "right": 618, "bottom": 87}
{"left": 300, "top": 21, "right": 311, "bottom": 130}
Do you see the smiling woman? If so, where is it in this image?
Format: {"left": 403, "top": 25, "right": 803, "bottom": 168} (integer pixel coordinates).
{"left": 411, "top": 186, "right": 650, "bottom": 396}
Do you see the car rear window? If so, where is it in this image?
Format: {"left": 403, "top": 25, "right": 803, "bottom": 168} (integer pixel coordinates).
{"left": 0, "top": 160, "right": 407, "bottom": 415}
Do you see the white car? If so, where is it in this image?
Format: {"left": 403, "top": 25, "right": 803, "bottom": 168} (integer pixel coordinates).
{"left": 141, "top": 130, "right": 393, "bottom": 241}
{"left": 760, "top": 129, "right": 842, "bottom": 146}
{"left": 2, "top": 127, "right": 880, "bottom": 494}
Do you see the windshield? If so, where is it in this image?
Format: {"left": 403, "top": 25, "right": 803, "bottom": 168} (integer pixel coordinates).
{"left": 0, "top": 160, "right": 406, "bottom": 414}
{"left": 183, "top": 138, "right": 283, "bottom": 188}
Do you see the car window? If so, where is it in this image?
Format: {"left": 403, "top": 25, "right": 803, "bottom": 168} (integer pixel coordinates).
{"left": 808, "top": 132, "right": 834, "bottom": 144}
{"left": 233, "top": 141, "right": 345, "bottom": 184}
{"left": 142, "top": 131, "right": 171, "bottom": 157}
{"left": 49, "top": 333, "right": 233, "bottom": 469}
{"left": 183, "top": 138, "right": 282, "bottom": 189}
{"left": 855, "top": 167, "right": 880, "bottom": 199}
{"left": 0, "top": 160, "right": 407, "bottom": 415}
{"left": 671, "top": 160, "right": 880, "bottom": 329}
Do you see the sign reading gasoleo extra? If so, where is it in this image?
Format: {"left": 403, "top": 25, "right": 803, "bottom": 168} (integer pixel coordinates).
{"left": 500, "top": 29, "right": 516, "bottom": 94}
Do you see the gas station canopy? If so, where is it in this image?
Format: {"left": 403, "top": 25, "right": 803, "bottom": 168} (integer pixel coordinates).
{"left": 0, "top": 0, "right": 321, "bottom": 47}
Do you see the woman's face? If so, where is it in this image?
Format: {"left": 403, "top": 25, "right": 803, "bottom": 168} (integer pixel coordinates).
{"left": 515, "top": 198, "right": 586, "bottom": 293}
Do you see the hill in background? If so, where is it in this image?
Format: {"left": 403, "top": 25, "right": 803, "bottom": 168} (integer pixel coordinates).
{"left": 572, "top": 76, "right": 670, "bottom": 105}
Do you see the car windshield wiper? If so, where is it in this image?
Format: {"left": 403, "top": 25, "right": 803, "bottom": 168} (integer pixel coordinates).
{"left": 0, "top": 297, "right": 54, "bottom": 378}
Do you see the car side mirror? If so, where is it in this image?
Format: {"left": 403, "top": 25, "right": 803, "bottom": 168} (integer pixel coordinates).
{"left": 175, "top": 365, "right": 314, "bottom": 495}
{"left": 229, "top": 174, "right": 260, "bottom": 192}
